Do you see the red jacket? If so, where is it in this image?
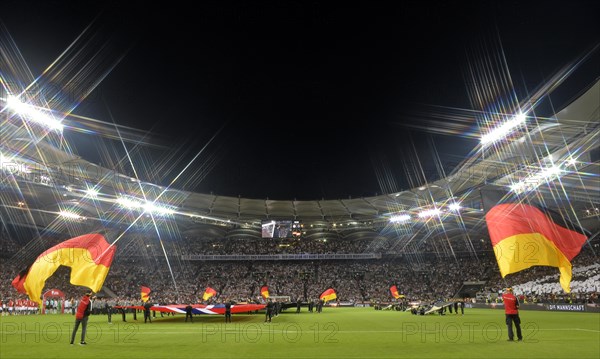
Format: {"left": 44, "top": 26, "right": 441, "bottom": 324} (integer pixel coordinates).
{"left": 502, "top": 292, "right": 519, "bottom": 315}
{"left": 75, "top": 295, "right": 91, "bottom": 320}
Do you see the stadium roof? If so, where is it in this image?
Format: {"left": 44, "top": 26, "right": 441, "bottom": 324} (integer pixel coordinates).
{"left": 1, "top": 79, "right": 598, "bottom": 257}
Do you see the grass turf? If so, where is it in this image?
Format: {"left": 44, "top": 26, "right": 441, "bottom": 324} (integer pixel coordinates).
{"left": 0, "top": 307, "right": 598, "bottom": 359}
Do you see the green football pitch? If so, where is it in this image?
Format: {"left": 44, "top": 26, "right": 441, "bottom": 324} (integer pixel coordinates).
{"left": 1, "top": 307, "right": 598, "bottom": 359}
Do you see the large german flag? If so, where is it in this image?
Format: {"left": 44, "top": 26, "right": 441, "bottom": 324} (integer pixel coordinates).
{"left": 202, "top": 287, "right": 217, "bottom": 301}
{"left": 481, "top": 187, "right": 588, "bottom": 293}
{"left": 11, "top": 232, "right": 116, "bottom": 303}
{"left": 260, "top": 285, "right": 269, "bottom": 299}
{"left": 320, "top": 288, "right": 337, "bottom": 302}
{"left": 141, "top": 286, "right": 152, "bottom": 302}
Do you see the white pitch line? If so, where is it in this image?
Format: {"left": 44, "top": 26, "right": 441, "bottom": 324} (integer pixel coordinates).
{"left": 102, "top": 328, "right": 600, "bottom": 334}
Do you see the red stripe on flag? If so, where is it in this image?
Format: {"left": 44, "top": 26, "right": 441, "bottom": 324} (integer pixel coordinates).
{"left": 486, "top": 203, "right": 587, "bottom": 260}
{"left": 11, "top": 232, "right": 116, "bottom": 303}
{"left": 36, "top": 233, "right": 115, "bottom": 266}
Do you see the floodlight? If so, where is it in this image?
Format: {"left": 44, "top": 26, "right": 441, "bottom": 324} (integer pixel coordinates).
{"left": 6, "top": 95, "right": 64, "bottom": 131}
{"left": 480, "top": 112, "right": 527, "bottom": 145}
{"left": 59, "top": 210, "right": 84, "bottom": 220}
{"left": 390, "top": 214, "right": 411, "bottom": 223}
{"left": 448, "top": 203, "right": 461, "bottom": 211}
{"left": 85, "top": 188, "right": 99, "bottom": 198}
{"left": 418, "top": 208, "right": 441, "bottom": 218}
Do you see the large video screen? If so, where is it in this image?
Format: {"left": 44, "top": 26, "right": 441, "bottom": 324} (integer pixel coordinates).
{"left": 261, "top": 220, "right": 302, "bottom": 238}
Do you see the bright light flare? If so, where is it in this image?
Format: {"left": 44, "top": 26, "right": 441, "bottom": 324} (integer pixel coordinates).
{"left": 510, "top": 181, "right": 526, "bottom": 193}
{"left": 117, "top": 196, "right": 142, "bottom": 209}
{"left": 59, "top": 210, "right": 85, "bottom": 220}
{"left": 389, "top": 214, "right": 411, "bottom": 223}
{"left": 117, "top": 196, "right": 175, "bottom": 215}
{"left": 85, "top": 188, "right": 99, "bottom": 198}
{"left": 143, "top": 201, "right": 175, "bottom": 216}
{"left": 5, "top": 95, "right": 64, "bottom": 131}
{"left": 480, "top": 112, "right": 526, "bottom": 145}
{"left": 418, "top": 208, "right": 441, "bottom": 218}
{"left": 511, "top": 165, "right": 565, "bottom": 194}
{"left": 448, "top": 203, "right": 462, "bottom": 211}
{"left": 537, "top": 165, "right": 562, "bottom": 178}
{"left": 566, "top": 157, "right": 578, "bottom": 166}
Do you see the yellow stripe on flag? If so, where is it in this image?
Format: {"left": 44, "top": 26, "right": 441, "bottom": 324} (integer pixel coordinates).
{"left": 24, "top": 247, "right": 111, "bottom": 303}
{"left": 493, "top": 233, "right": 573, "bottom": 292}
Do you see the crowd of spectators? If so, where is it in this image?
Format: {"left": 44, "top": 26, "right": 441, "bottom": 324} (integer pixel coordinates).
{"left": 1, "top": 234, "right": 598, "bottom": 312}
{"left": 480, "top": 251, "right": 600, "bottom": 304}
{"left": 182, "top": 237, "right": 371, "bottom": 255}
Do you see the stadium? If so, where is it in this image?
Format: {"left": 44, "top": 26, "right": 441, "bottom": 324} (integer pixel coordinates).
{"left": 1, "top": 2, "right": 599, "bottom": 359}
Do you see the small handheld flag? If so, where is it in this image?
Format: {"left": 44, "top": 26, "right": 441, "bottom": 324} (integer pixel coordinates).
{"left": 260, "top": 285, "right": 269, "bottom": 299}
{"left": 390, "top": 285, "right": 404, "bottom": 299}
{"left": 202, "top": 287, "right": 217, "bottom": 301}
{"left": 141, "top": 286, "right": 151, "bottom": 302}
{"left": 320, "top": 288, "right": 337, "bottom": 302}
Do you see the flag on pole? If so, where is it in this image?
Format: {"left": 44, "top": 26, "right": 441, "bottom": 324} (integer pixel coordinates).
{"left": 141, "top": 286, "right": 151, "bottom": 302}
{"left": 202, "top": 287, "right": 217, "bottom": 301}
{"left": 12, "top": 232, "right": 116, "bottom": 303}
{"left": 319, "top": 288, "right": 337, "bottom": 302}
{"left": 481, "top": 187, "right": 588, "bottom": 293}
{"left": 260, "top": 285, "right": 270, "bottom": 299}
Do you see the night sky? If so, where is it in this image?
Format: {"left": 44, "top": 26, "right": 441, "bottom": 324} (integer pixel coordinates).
{"left": 2, "top": 1, "right": 599, "bottom": 200}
